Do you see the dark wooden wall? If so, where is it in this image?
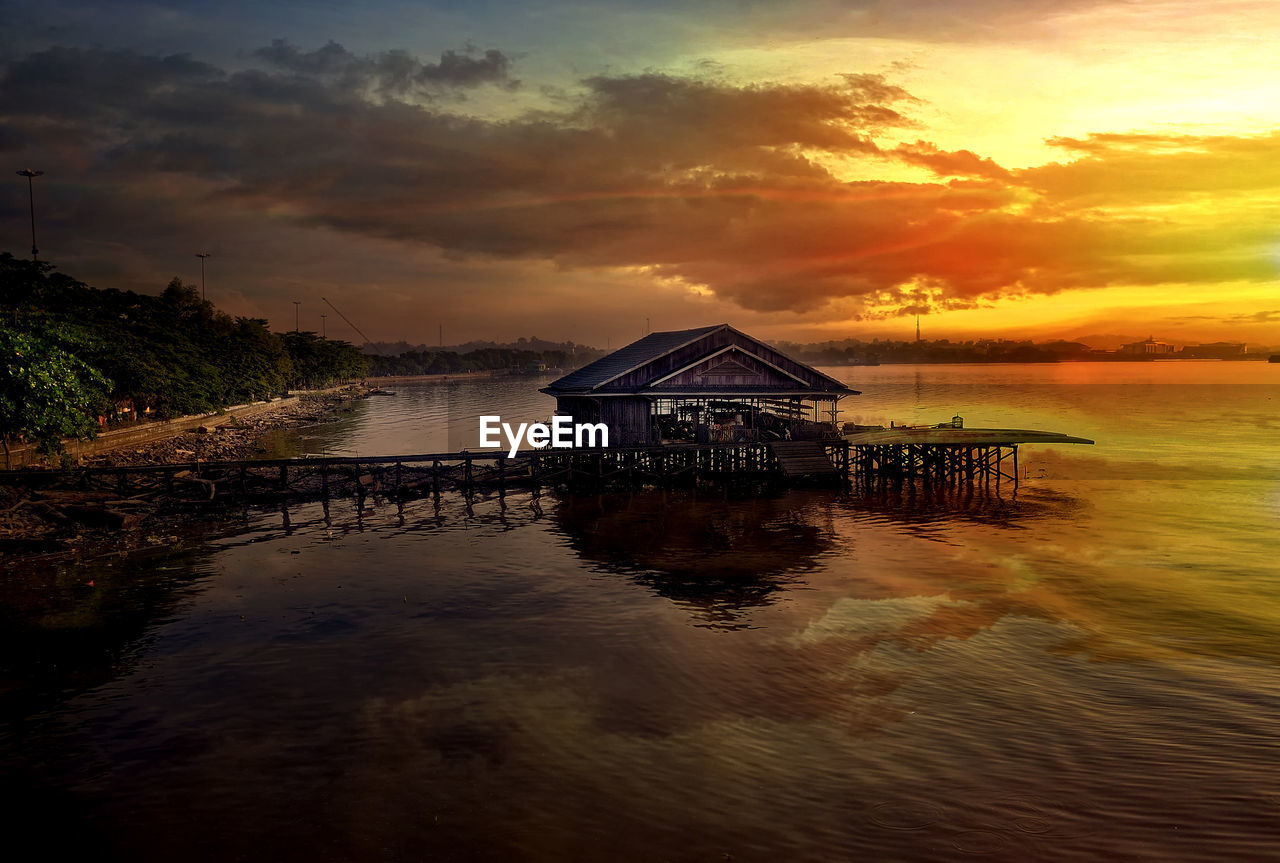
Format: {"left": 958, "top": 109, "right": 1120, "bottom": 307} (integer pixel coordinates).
{"left": 555, "top": 396, "right": 599, "bottom": 424}
{"left": 599, "top": 397, "right": 652, "bottom": 446}
{"left": 556, "top": 396, "right": 651, "bottom": 447}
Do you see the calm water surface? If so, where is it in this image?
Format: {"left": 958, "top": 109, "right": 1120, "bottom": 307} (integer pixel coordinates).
{"left": 3, "top": 363, "right": 1279, "bottom": 861}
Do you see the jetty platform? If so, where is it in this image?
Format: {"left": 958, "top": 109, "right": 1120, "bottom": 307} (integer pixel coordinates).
{"left": 842, "top": 428, "right": 1094, "bottom": 447}
{"left": 840, "top": 426, "right": 1093, "bottom": 492}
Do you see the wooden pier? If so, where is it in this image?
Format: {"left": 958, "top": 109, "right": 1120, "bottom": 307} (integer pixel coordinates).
{"left": 0, "top": 428, "right": 1091, "bottom": 503}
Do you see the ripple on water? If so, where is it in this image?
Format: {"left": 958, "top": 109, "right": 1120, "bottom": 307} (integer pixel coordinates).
{"left": 869, "top": 800, "right": 946, "bottom": 830}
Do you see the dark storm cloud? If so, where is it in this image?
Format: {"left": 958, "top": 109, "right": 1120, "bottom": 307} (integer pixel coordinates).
{"left": 253, "top": 39, "right": 356, "bottom": 75}
{"left": 420, "top": 48, "right": 516, "bottom": 87}
{"left": 252, "top": 39, "right": 518, "bottom": 95}
{"left": 0, "top": 46, "right": 223, "bottom": 118}
{"left": 575, "top": 72, "right": 907, "bottom": 155}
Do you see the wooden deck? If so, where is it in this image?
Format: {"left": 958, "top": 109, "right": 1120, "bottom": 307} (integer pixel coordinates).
{"left": 843, "top": 427, "right": 1095, "bottom": 446}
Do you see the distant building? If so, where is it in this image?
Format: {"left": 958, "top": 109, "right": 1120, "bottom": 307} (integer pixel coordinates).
{"left": 1119, "top": 336, "right": 1176, "bottom": 356}
{"left": 1179, "top": 342, "right": 1246, "bottom": 359}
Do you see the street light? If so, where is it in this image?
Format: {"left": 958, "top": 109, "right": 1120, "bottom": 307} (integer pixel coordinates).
{"left": 16, "top": 169, "right": 43, "bottom": 260}
{"left": 293, "top": 300, "right": 301, "bottom": 332}
{"left": 196, "top": 252, "right": 211, "bottom": 301}
{"left": 320, "top": 314, "right": 327, "bottom": 339}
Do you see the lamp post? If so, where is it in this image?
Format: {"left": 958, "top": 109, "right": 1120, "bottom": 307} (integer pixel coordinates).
{"left": 16, "top": 169, "right": 43, "bottom": 261}
{"left": 320, "top": 314, "right": 326, "bottom": 339}
{"left": 196, "top": 252, "right": 211, "bottom": 301}
{"left": 293, "top": 300, "right": 301, "bottom": 332}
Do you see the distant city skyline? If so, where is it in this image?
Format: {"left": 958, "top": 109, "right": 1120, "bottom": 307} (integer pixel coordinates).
{"left": 4, "top": 1, "right": 1280, "bottom": 347}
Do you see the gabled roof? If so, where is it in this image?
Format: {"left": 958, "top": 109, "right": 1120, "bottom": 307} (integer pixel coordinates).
{"left": 543, "top": 324, "right": 856, "bottom": 397}
{"left": 545, "top": 325, "right": 724, "bottom": 392}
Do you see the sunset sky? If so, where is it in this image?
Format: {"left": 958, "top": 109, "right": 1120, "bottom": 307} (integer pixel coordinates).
{"left": 4, "top": 0, "right": 1280, "bottom": 348}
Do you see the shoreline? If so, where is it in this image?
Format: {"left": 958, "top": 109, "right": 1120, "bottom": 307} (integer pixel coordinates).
{"left": 0, "top": 373, "right": 514, "bottom": 561}
{"left": 0, "top": 388, "right": 369, "bottom": 562}
{"left": 77, "top": 387, "right": 366, "bottom": 468}
{"left": 4, "top": 374, "right": 500, "bottom": 471}
{"left": 364, "top": 370, "right": 496, "bottom": 385}
{"left": 3, "top": 385, "right": 362, "bottom": 470}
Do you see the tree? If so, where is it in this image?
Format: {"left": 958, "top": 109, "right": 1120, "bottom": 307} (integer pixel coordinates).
{"left": 215, "top": 318, "right": 292, "bottom": 403}
{"left": 0, "top": 323, "right": 111, "bottom": 468}
{"left": 281, "top": 331, "right": 368, "bottom": 389}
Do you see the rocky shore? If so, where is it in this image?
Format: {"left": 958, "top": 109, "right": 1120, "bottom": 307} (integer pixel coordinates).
{"left": 78, "top": 387, "right": 364, "bottom": 467}
{"left": 0, "top": 387, "right": 367, "bottom": 564}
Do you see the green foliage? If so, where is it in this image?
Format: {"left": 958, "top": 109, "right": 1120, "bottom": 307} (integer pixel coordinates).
{"left": 0, "top": 320, "right": 111, "bottom": 463}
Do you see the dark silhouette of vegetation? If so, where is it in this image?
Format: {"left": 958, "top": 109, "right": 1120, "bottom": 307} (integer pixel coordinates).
{"left": 775, "top": 336, "right": 1273, "bottom": 363}
{"left": 0, "top": 253, "right": 368, "bottom": 463}
{"left": 366, "top": 347, "right": 579, "bottom": 376}
{"left": 775, "top": 337, "right": 1097, "bottom": 365}
{"left": 283, "top": 330, "right": 370, "bottom": 388}
{"left": 363, "top": 336, "right": 602, "bottom": 359}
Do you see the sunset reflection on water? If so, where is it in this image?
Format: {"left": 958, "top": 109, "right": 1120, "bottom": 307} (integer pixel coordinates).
{"left": 2, "top": 364, "right": 1279, "bottom": 862}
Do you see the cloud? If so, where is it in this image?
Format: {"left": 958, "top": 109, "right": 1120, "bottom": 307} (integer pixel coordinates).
{"left": 1224, "top": 309, "right": 1280, "bottom": 324}
{"left": 4, "top": 40, "right": 1280, "bottom": 327}
{"left": 253, "top": 39, "right": 357, "bottom": 75}
{"left": 890, "top": 140, "right": 1012, "bottom": 180}
{"left": 251, "top": 39, "right": 519, "bottom": 96}
{"left": 1031, "top": 131, "right": 1280, "bottom": 204}
{"left": 420, "top": 48, "right": 517, "bottom": 88}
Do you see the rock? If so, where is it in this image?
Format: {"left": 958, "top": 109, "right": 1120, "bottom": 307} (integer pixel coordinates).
{"left": 60, "top": 504, "right": 140, "bottom": 530}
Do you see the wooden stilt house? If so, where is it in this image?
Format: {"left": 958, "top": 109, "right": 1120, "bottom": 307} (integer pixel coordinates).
{"left": 541, "top": 324, "right": 858, "bottom": 447}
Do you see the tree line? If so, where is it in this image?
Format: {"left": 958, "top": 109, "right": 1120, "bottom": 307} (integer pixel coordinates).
{"left": 0, "top": 254, "right": 368, "bottom": 465}
{"left": 775, "top": 337, "right": 1097, "bottom": 365}
{"left": 366, "top": 347, "right": 580, "bottom": 376}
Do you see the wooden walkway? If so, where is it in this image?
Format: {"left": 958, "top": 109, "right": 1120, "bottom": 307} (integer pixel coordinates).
{"left": 0, "top": 444, "right": 785, "bottom": 503}
{"left": 0, "top": 427, "right": 1092, "bottom": 503}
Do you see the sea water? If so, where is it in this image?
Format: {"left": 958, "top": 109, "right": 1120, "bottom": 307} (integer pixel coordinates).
{"left": 2, "top": 363, "right": 1278, "bottom": 861}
